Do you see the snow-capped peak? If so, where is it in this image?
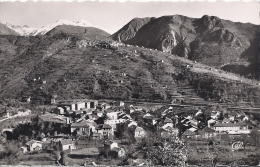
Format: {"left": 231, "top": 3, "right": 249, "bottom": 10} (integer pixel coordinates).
{"left": 5, "top": 22, "right": 37, "bottom": 36}
{"left": 32, "top": 19, "right": 95, "bottom": 36}
{"left": 5, "top": 19, "right": 99, "bottom": 36}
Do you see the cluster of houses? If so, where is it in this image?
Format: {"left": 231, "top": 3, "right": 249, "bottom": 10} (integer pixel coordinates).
{"left": 18, "top": 99, "right": 259, "bottom": 157}
{"left": 156, "top": 107, "right": 254, "bottom": 139}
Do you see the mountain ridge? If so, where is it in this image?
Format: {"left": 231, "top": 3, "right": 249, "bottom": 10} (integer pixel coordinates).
{"left": 3, "top": 19, "right": 108, "bottom": 36}
{"left": 111, "top": 14, "right": 260, "bottom": 79}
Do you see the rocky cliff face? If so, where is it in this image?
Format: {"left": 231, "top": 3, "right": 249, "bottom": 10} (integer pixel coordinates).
{"left": 111, "top": 15, "right": 260, "bottom": 79}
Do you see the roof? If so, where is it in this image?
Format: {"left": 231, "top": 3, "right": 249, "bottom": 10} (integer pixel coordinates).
{"left": 135, "top": 126, "right": 145, "bottom": 132}
{"left": 96, "top": 124, "right": 112, "bottom": 130}
{"left": 60, "top": 139, "right": 73, "bottom": 145}
{"left": 164, "top": 118, "right": 173, "bottom": 123}
{"left": 213, "top": 122, "right": 248, "bottom": 127}
{"left": 143, "top": 113, "right": 153, "bottom": 119}
{"left": 189, "top": 127, "right": 198, "bottom": 132}
{"left": 200, "top": 126, "right": 215, "bottom": 133}
{"left": 71, "top": 120, "right": 90, "bottom": 127}
{"left": 26, "top": 140, "right": 41, "bottom": 146}
{"left": 182, "top": 129, "right": 197, "bottom": 136}
{"left": 103, "top": 124, "right": 112, "bottom": 129}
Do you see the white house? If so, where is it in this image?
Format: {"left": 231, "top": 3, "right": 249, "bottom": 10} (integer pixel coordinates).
{"left": 128, "top": 121, "right": 137, "bottom": 127}
{"left": 213, "top": 122, "right": 248, "bottom": 132}
{"left": 107, "top": 111, "right": 119, "bottom": 120}
{"left": 59, "top": 139, "right": 76, "bottom": 151}
{"left": 76, "top": 102, "right": 85, "bottom": 110}
{"left": 134, "top": 127, "right": 146, "bottom": 139}
{"left": 53, "top": 107, "right": 65, "bottom": 115}
{"left": 25, "top": 140, "right": 42, "bottom": 152}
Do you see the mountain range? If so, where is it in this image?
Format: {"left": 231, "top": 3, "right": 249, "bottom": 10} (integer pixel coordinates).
{"left": 2, "top": 19, "right": 104, "bottom": 36}
{"left": 0, "top": 14, "right": 260, "bottom": 107}
{"left": 111, "top": 15, "right": 260, "bottom": 79}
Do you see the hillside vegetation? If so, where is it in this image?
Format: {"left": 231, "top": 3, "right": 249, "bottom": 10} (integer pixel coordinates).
{"left": 0, "top": 34, "right": 260, "bottom": 108}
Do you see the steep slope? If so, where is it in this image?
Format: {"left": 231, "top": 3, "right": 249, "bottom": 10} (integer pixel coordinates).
{"left": 0, "top": 23, "right": 19, "bottom": 36}
{"left": 111, "top": 17, "right": 155, "bottom": 42}
{"left": 45, "top": 25, "right": 110, "bottom": 40}
{"left": 0, "top": 35, "right": 260, "bottom": 109}
{"left": 111, "top": 15, "right": 260, "bottom": 79}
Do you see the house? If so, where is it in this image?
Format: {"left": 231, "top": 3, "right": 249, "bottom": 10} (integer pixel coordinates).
{"left": 59, "top": 139, "right": 76, "bottom": 151}
{"left": 195, "top": 110, "right": 203, "bottom": 118}
{"left": 88, "top": 100, "right": 98, "bottom": 109}
{"left": 53, "top": 107, "right": 65, "bottom": 115}
{"left": 211, "top": 111, "right": 221, "bottom": 120}
{"left": 207, "top": 119, "right": 216, "bottom": 128}
{"left": 107, "top": 111, "right": 119, "bottom": 120}
{"left": 105, "top": 119, "right": 126, "bottom": 130}
{"left": 152, "top": 118, "right": 160, "bottom": 125}
{"left": 164, "top": 117, "right": 173, "bottom": 125}
{"left": 58, "top": 103, "right": 76, "bottom": 111}
{"left": 162, "top": 123, "right": 174, "bottom": 130}
{"left": 222, "top": 118, "right": 230, "bottom": 123}
{"left": 26, "top": 140, "right": 42, "bottom": 152}
{"left": 114, "top": 101, "right": 124, "bottom": 107}
{"left": 181, "top": 129, "right": 197, "bottom": 139}
{"left": 134, "top": 127, "right": 146, "bottom": 139}
{"left": 143, "top": 113, "right": 153, "bottom": 123}
{"left": 92, "top": 133, "right": 102, "bottom": 140}
{"left": 213, "top": 122, "right": 248, "bottom": 132}
{"left": 51, "top": 98, "right": 56, "bottom": 104}
{"left": 104, "top": 140, "right": 118, "bottom": 150}
{"left": 20, "top": 146, "right": 28, "bottom": 153}
{"left": 70, "top": 119, "right": 95, "bottom": 136}
{"left": 108, "top": 147, "right": 126, "bottom": 158}
{"left": 95, "top": 124, "right": 113, "bottom": 139}
{"left": 76, "top": 102, "right": 85, "bottom": 110}
{"left": 127, "top": 121, "right": 137, "bottom": 127}
{"left": 160, "top": 126, "right": 179, "bottom": 138}
{"left": 198, "top": 126, "right": 217, "bottom": 139}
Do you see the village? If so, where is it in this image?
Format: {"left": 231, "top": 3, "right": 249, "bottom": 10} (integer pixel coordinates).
{"left": 0, "top": 96, "right": 259, "bottom": 166}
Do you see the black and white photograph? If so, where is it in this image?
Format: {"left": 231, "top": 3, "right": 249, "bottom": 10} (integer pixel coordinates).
{"left": 0, "top": 0, "right": 259, "bottom": 166}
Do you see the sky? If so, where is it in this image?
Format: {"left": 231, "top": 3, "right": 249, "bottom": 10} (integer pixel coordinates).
{"left": 0, "top": 1, "right": 259, "bottom": 34}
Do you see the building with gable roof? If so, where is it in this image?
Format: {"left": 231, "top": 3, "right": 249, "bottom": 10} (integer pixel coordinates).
{"left": 71, "top": 119, "right": 96, "bottom": 136}
{"left": 59, "top": 139, "right": 76, "bottom": 151}
{"left": 134, "top": 126, "right": 146, "bottom": 139}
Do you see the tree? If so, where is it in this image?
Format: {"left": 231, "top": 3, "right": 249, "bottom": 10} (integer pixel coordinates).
{"left": 60, "top": 151, "right": 67, "bottom": 165}
{"left": 250, "top": 129, "right": 260, "bottom": 147}
{"left": 240, "top": 134, "right": 249, "bottom": 150}
{"left": 147, "top": 134, "right": 187, "bottom": 166}
{"left": 53, "top": 150, "right": 61, "bottom": 163}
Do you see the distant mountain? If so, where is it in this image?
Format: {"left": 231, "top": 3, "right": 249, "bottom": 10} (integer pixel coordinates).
{"left": 46, "top": 25, "right": 110, "bottom": 39}
{"left": 4, "top": 19, "right": 108, "bottom": 36}
{"left": 5, "top": 23, "right": 37, "bottom": 36}
{"left": 0, "top": 23, "right": 19, "bottom": 35}
{"left": 30, "top": 19, "right": 96, "bottom": 36}
{"left": 111, "top": 15, "right": 260, "bottom": 79}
